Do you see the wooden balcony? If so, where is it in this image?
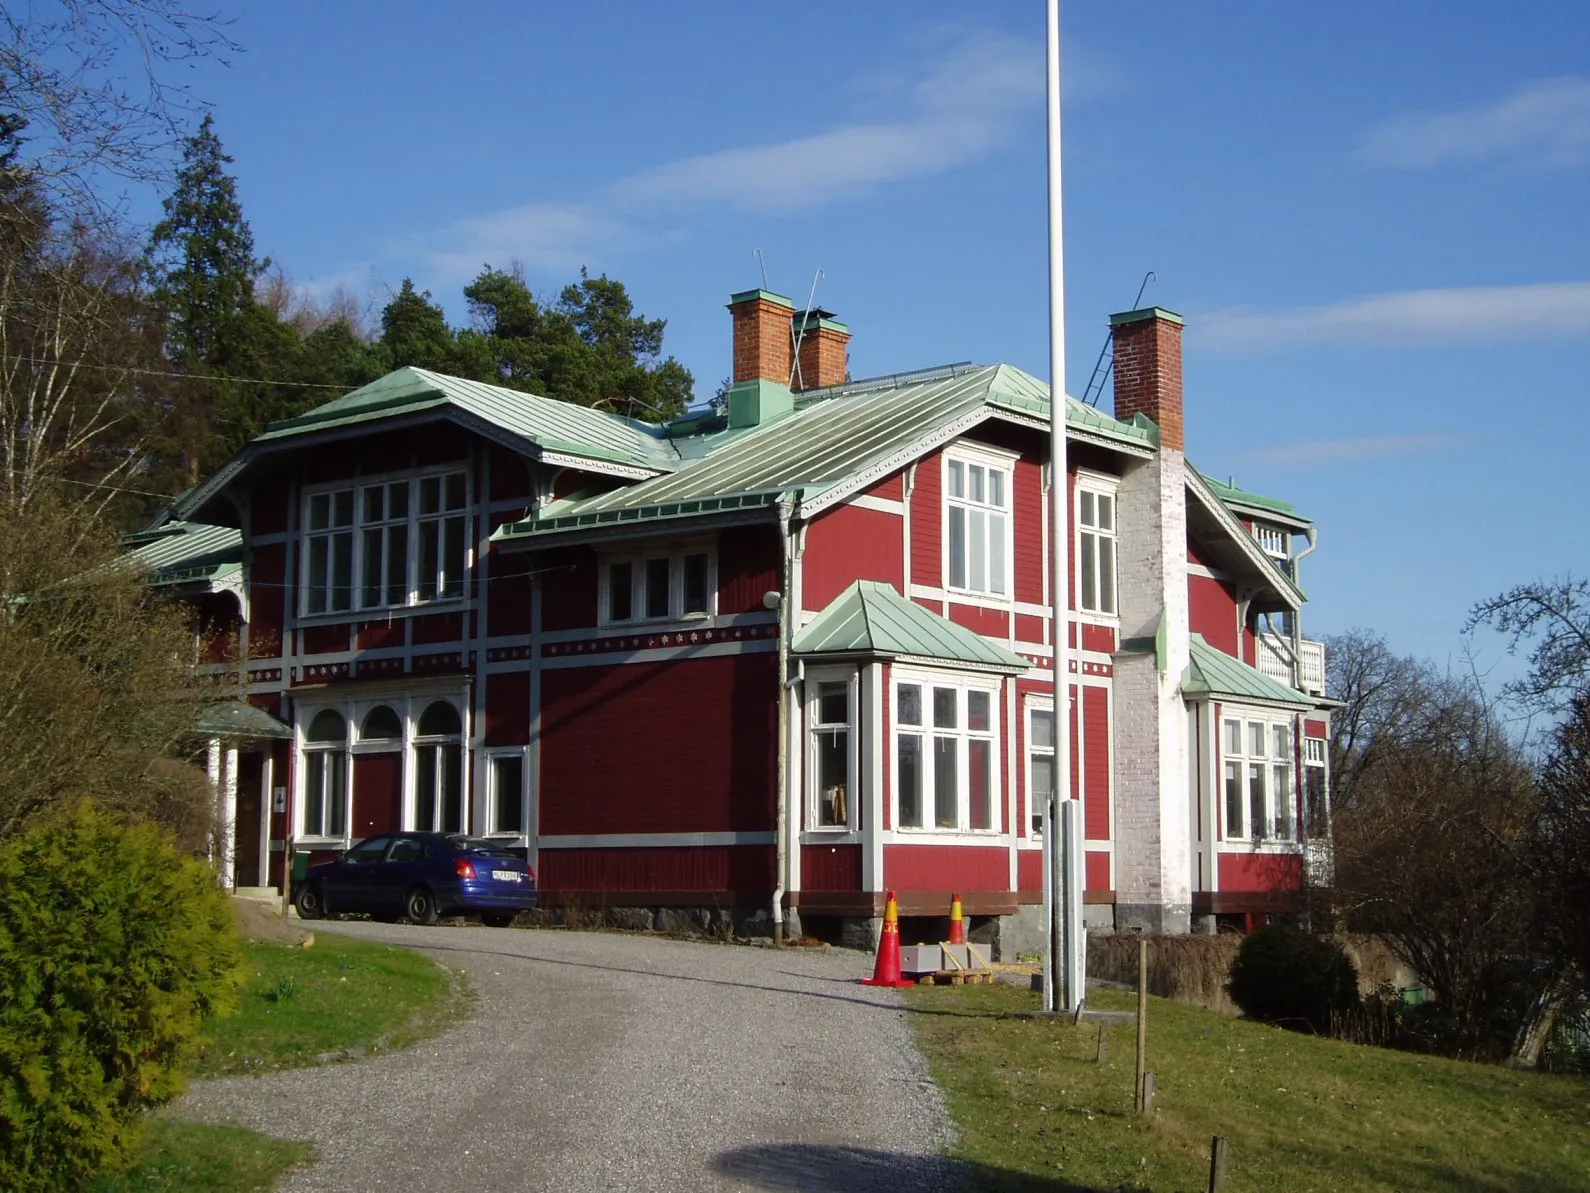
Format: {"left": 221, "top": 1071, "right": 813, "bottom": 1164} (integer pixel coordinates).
{"left": 1256, "top": 633, "right": 1326, "bottom": 696}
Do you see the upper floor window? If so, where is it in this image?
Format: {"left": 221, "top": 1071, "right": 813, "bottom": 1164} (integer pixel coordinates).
{"left": 1251, "top": 523, "right": 1289, "bottom": 560}
{"left": 302, "top": 470, "right": 468, "bottom": 616}
{"left": 946, "top": 454, "right": 1010, "bottom": 597}
{"left": 895, "top": 674, "right": 999, "bottom": 833}
{"left": 1076, "top": 483, "right": 1117, "bottom": 616}
{"left": 1223, "top": 715, "right": 1294, "bottom": 842}
{"left": 601, "top": 546, "right": 715, "bottom": 626}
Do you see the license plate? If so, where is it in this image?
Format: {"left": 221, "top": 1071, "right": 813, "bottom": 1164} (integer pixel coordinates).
{"left": 492, "top": 869, "right": 520, "bottom": 882}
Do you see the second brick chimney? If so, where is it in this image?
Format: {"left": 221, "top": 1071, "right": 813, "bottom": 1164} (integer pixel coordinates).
{"left": 791, "top": 308, "right": 851, "bottom": 391}
{"left": 1109, "top": 307, "right": 1184, "bottom": 452}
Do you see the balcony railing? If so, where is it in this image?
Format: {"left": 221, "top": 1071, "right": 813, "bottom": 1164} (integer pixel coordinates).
{"left": 1257, "top": 633, "right": 1326, "bottom": 696}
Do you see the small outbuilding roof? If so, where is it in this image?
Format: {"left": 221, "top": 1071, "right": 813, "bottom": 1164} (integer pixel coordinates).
{"left": 1182, "top": 634, "right": 1313, "bottom": 709}
{"left": 793, "top": 580, "right": 1029, "bottom": 673}
{"left": 193, "top": 700, "right": 293, "bottom": 740}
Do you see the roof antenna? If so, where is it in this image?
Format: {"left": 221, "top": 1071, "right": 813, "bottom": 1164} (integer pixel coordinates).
{"left": 790, "top": 268, "right": 824, "bottom": 390}
{"left": 1081, "top": 270, "right": 1156, "bottom": 408}
{"left": 755, "top": 248, "right": 769, "bottom": 292}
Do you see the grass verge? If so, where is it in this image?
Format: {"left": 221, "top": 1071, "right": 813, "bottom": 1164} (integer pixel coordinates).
{"left": 908, "top": 981, "right": 1590, "bottom": 1192}
{"left": 86, "top": 1121, "right": 310, "bottom": 1193}
{"left": 194, "top": 931, "right": 466, "bottom": 1076}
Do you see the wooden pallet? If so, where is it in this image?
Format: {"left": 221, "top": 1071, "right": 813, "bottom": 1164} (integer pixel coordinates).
{"left": 916, "top": 969, "right": 996, "bottom": 986}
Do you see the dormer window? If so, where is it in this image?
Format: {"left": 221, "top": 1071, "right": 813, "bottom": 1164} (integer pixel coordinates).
{"left": 1251, "top": 523, "right": 1289, "bottom": 560}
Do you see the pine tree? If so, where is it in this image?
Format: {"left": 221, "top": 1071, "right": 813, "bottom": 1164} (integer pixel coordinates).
{"left": 379, "top": 279, "right": 458, "bottom": 372}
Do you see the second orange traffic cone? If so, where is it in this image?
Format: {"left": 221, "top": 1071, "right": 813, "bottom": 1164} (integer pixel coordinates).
{"left": 860, "top": 890, "right": 915, "bottom": 988}
{"left": 947, "top": 892, "right": 966, "bottom": 945}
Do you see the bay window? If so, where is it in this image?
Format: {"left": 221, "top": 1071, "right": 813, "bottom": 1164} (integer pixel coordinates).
{"left": 809, "top": 679, "right": 852, "bottom": 829}
{"left": 302, "top": 469, "right": 469, "bottom": 616}
{"left": 894, "top": 674, "right": 1000, "bottom": 833}
{"left": 1077, "top": 482, "right": 1117, "bottom": 616}
{"left": 946, "top": 453, "right": 1010, "bottom": 597}
{"left": 1223, "top": 714, "right": 1296, "bottom": 842}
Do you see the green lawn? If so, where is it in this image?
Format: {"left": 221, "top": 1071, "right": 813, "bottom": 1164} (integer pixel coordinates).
{"left": 87, "top": 1121, "right": 310, "bottom": 1193}
{"left": 908, "top": 982, "right": 1590, "bottom": 1193}
{"left": 193, "top": 932, "right": 465, "bottom": 1077}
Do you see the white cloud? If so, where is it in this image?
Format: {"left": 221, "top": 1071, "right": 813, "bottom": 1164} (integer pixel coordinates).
{"left": 1238, "top": 434, "right": 1462, "bottom": 469}
{"left": 1200, "top": 281, "right": 1590, "bottom": 351}
{"left": 1357, "top": 76, "right": 1590, "bottom": 170}
{"left": 404, "top": 29, "right": 1043, "bottom": 276}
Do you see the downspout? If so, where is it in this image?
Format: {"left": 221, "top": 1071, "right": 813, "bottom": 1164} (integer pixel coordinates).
{"left": 773, "top": 502, "right": 794, "bottom": 944}
{"left": 1289, "top": 528, "right": 1318, "bottom": 690}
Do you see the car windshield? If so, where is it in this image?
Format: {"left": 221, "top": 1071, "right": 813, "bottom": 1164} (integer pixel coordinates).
{"left": 444, "top": 834, "right": 519, "bottom": 858}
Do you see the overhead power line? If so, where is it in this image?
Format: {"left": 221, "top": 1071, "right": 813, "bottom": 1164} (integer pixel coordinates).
{"left": 0, "top": 353, "right": 355, "bottom": 390}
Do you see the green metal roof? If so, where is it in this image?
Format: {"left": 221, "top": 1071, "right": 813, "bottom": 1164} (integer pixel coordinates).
{"left": 1182, "top": 634, "right": 1312, "bottom": 707}
{"left": 257, "top": 367, "right": 681, "bottom": 473}
{"left": 495, "top": 362, "right": 1156, "bottom": 544}
{"left": 121, "top": 521, "right": 242, "bottom": 588}
{"left": 193, "top": 700, "right": 293, "bottom": 740}
{"left": 1196, "top": 470, "right": 1312, "bottom": 527}
{"left": 793, "top": 580, "right": 1029, "bottom": 672}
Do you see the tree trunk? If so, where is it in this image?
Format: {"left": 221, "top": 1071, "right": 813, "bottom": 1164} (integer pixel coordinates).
{"left": 1507, "top": 970, "right": 1571, "bottom": 1069}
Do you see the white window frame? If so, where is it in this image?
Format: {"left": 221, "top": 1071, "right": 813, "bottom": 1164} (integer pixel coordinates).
{"left": 485, "top": 747, "right": 529, "bottom": 838}
{"left": 1025, "top": 697, "right": 1055, "bottom": 839}
{"left": 599, "top": 542, "right": 717, "bottom": 627}
{"left": 413, "top": 699, "right": 466, "bottom": 835}
{"left": 299, "top": 466, "right": 471, "bottom": 618}
{"left": 943, "top": 445, "right": 1015, "bottom": 600}
{"left": 1075, "top": 471, "right": 1119, "bottom": 618}
{"left": 892, "top": 668, "right": 1002, "bottom": 835}
{"left": 806, "top": 670, "right": 858, "bottom": 832}
{"left": 1303, "top": 735, "right": 1328, "bottom": 834}
{"left": 1221, "top": 711, "right": 1297, "bottom": 843}
{"left": 298, "top": 708, "right": 350, "bottom": 843}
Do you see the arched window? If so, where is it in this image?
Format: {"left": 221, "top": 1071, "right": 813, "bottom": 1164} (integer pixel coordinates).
{"left": 303, "top": 710, "right": 348, "bottom": 837}
{"left": 360, "top": 705, "right": 402, "bottom": 743}
{"left": 414, "top": 701, "right": 463, "bottom": 833}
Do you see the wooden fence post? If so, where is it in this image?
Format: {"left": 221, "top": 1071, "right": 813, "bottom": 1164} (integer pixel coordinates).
{"left": 1096, "top": 1021, "right": 1108, "bottom": 1064}
{"left": 1135, "top": 936, "right": 1148, "bottom": 1113}
{"left": 1208, "top": 1135, "right": 1230, "bottom": 1191}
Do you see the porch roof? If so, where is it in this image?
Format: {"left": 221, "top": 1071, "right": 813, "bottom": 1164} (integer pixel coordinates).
{"left": 121, "top": 520, "right": 243, "bottom": 588}
{"left": 1182, "top": 634, "right": 1313, "bottom": 709}
{"left": 193, "top": 700, "right": 293, "bottom": 740}
{"left": 793, "top": 580, "right": 1029, "bottom": 673}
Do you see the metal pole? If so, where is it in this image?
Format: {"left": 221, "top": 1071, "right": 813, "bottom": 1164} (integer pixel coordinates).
{"left": 1044, "top": 0, "right": 1078, "bottom": 1015}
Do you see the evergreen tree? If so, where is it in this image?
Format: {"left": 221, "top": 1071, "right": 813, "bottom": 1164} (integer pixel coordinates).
{"left": 379, "top": 279, "right": 458, "bottom": 372}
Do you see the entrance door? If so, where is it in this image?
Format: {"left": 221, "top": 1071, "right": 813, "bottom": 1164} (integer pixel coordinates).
{"left": 235, "top": 753, "right": 264, "bottom": 886}
{"left": 352, "top": 752, "right": 403, "bottom": 839}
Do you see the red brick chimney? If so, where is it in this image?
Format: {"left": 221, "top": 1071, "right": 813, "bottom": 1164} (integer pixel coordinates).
{"left": 1109, "top": 307, "right": 1184, "bottom": 452}
{"left": 791, "top": 308, "right": 851, "bottom": 391}
{"left": 728, "top": 289, "right": 795, "bottom": 384}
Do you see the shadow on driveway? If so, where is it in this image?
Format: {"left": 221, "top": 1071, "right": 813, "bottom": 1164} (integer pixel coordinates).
{"left": 712, "top": 1142, "right": 1100, "bottom": 1193}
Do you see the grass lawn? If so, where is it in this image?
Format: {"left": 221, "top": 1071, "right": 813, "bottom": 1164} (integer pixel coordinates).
{"left": 193, "top": 931, "right": 465, "bottom": 1077}
{"left": 86, "top": 1121, "right": 310, "bottom": 1193}
{"left": 909, "top": 982, "right": 1590, "bottom": 1193}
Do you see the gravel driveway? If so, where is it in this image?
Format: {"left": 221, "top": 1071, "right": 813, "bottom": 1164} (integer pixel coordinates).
{"left": 177, "top": 922, "right": 959, "bottom": 1192}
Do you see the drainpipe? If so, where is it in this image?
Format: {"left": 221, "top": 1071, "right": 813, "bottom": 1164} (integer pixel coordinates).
{"left": 773, "top": 502, "right": 794, "bottom": 944}
{"left": 1289, "top": 528, "right": 1318, "bottom": 690}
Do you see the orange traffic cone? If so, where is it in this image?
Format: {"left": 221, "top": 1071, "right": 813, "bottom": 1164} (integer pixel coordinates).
{"left": 947, "top": 892, "right": 966, "bottom": 945}
{"left": 861, "top": 890, "right": 915, "bottom": 988}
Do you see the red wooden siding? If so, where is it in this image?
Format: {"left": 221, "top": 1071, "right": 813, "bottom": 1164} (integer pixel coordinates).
{"left": 489, "top": 445, "right": 532, "bottom": 503}
{"left": 884, "top": 844, "right": 1009, "bottom": 892}
{"left": 539, "top": 653, "right": 776, "bottom": 834}
{"left": 1218, "top": 852, "right": 1304, "bottom": 892}
{"left": 540, "top": 549, "right": 597, "bottom": 630}
{"left": 1304, "top": 719, "right": 1327, "bottom": 738}
{"left": 249, "top": 544, "right": 286, "bottom": 658}
{"left": 717, "top": 525, "right": 780, "bottom": 616}
{"left": 1189, "top": 574, "right": 1239, "bottom": 655}
{"left": 486, "top": 549, "right": 533, "bottom": 636}
{"left": 946, "top": 601, "right": 1008, "bottom": 640}
{"left": 1083, "top": 685, "right": 1111, "bottom": 840}
{"left": 804, "top": 503, "right": 903, "bottom": 610}
{"left": 1086, "top": 850, "right": 1112, "bottom": 892}
{"left": 251, "top": 485, "right": 288, "bottom": 536}
{"left": 1081, "top": 623, "right": 1116, "bottom": 654}
{"left": 351, "top": 753, "right": 402, "bottom": 837}
{"left": 302, "top": 623, "right": 347, "bottom": 655}
{"left": 801, "top": 844, "right": 863, "bottom": 891}
{"left": 413, "top": 423, "right": 471, "bottom": 468}
{"left": 909, "top": 451, "right": 942, "bottom": 589}
{"left": 484, "top": 673, "right": 529, "bottom": 746}
{"left": 1013, "top": 455, "right": 1044, "bottom": 604}
{"left": 412, "top": 612, "right": 463, "bottom": 645}
{"left": 864, "top": 471, "right": 904, "bottom": 501}
{"left": 355, "top": 620, "right": 403, "bottom": 651}
{"left": 1015, "top": 613, "right": 1045, "bottom": 644}
{"left": 539, "top": 845, "right": 775, "bottom": 896}
{"left": 1018, "top": 848, "right": 1042, "bottom": 891}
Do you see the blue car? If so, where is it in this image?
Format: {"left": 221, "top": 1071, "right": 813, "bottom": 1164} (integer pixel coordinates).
{"left": 295, "top": 832, "right": 538, "bottom": 927}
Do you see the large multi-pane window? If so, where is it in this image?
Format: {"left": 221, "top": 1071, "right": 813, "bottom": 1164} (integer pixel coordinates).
{"left": 302, "top": 470, "right": 468, "bottom": 615}
{"left": 894, "top": 676, "right": 999, "bottom": 832}
{"left": 810, "top": 680, "right": 852, "bottom": 829}
{"left": 303, "top": 709, "right": 348, "bottom": 838}
{"left": 946, "top": 454, "right": 1010, "bottom": 597}
{"left": 1077, "top": 484, "right": 1117, "bottom": 616}
{"left": 1223, "top": 715, "right": 1295, "bottom": 841}
{"left": 602, "top": 547, "right": 715, "bottom": 625}
{"left": 414, "top": 701, "right": 464, "bottom": 834}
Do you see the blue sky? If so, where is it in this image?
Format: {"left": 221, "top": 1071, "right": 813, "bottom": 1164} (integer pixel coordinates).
{"left": 138, "top": 1, "right": 1589, "bottom": 680}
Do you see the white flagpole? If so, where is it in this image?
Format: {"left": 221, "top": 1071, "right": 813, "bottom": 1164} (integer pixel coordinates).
{"left": 1044, "top": 0, "right": 1081, "bottom": 1015}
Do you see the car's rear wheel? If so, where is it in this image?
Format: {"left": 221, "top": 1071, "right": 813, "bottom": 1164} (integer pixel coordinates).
{"left": 482, "top": 911, "right": 515, "bottom": 928}
{"left": 295, "top": 883, "right": 325, "bottom": 921}
{"left": 405, "top": 886, "right": 440, "bottom": 926}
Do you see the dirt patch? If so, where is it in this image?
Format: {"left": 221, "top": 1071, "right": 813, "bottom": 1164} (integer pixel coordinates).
{"left": 231, "top": 896, "right": 313, "bottom": 947}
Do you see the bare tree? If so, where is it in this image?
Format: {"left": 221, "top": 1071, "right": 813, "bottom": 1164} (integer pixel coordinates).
{"left": 1, "top": 0, "right": 239, "bottom": 221}
{"left": 1468, "top": 576, "right": 1590, "bottom": 716}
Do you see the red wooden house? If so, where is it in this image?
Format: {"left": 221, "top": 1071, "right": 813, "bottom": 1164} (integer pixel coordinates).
{"left": 149, "top": 289, "right": 1334, "bottom": 950}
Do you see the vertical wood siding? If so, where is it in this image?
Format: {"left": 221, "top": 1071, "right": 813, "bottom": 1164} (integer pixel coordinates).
{"left": 803, "top": 503, "right": 904, "bottom": 610}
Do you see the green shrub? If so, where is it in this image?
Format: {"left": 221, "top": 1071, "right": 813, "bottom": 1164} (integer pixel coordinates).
{"left": 0, "top": 803, "right": 241, "bottom": 1192}
{"left": 1227, "top": 924, "right": 1360, "bottom": 1034}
